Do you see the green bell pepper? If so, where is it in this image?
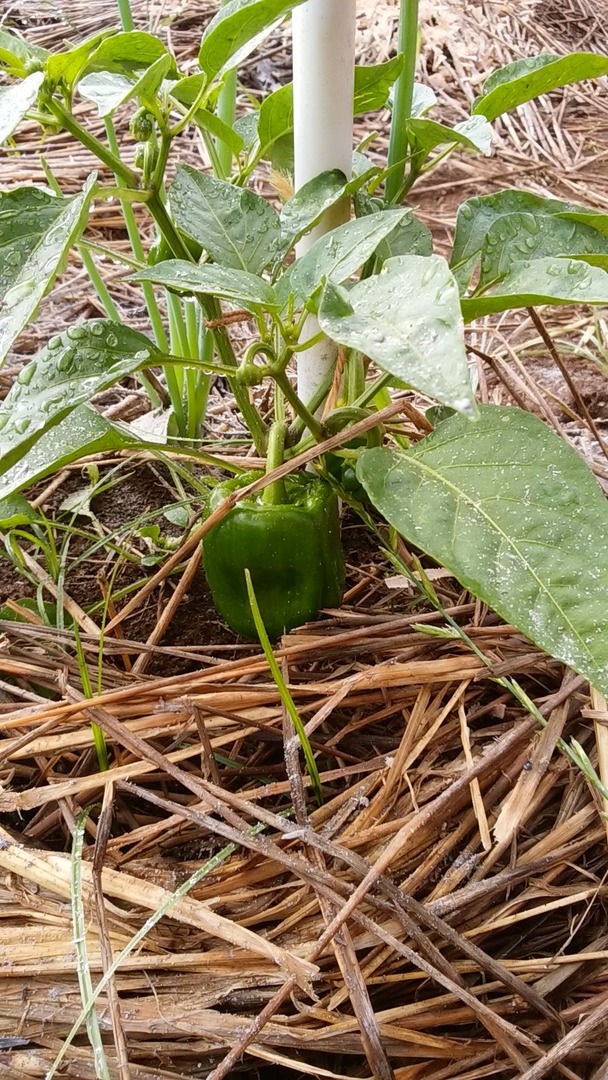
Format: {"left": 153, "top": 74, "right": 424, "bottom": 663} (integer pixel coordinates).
{"left": 203, "top": 471, "right": 345, "bottom": 640}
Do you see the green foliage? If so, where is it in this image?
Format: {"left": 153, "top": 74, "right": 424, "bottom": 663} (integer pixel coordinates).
{"left": 357, "top": 406, "right": 608, "bottom": 696}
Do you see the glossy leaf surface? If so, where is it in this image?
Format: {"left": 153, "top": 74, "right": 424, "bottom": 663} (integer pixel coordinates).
{"left": 277, "top": 209, "right": 408, "bottom": 308}
{"left": 358, "top": 404, "right": 608, "bottom": 695}
{"left": 318, "top": 254, "right": 475, "bottom": 412}
{"left": 169, "top": 164, "right": 281, "bottom": 274}
{"left": 0, "top": 176, "right": 95, "bottom": 368}
{"left": 134, "top": 261, "right": 280, "bottom": 313}
{"left": 0, "top": 320, "right": 160, "bottom": 472}
{"left": 473, "top": 52, "right": 608, "bottom": 122}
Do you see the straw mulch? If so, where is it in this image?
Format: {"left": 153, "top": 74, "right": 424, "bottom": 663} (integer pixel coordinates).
{"left": 2, "top": 2, "right": 608, "bottom": 1078}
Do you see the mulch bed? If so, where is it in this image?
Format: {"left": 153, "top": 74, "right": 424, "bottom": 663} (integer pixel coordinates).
{"left": 1, "top": 2, "right": 608, "bottom": 1078}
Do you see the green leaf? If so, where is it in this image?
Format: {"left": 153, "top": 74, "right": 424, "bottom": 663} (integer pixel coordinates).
{"left": 0, "top": 175, "right": 96, "bottom": 368}
{"left": 0, "top": 71, "right": 44, "bottom": 145}
{"left": 277, "top": 209, "right": 409, "bottom": 308}
{"left": 255, "top": 61, "right": 404, "bottom": 164}
{"left": 82, "top": 32, "right": 171, "bottom": 79}
{"left": 78, "top": 54, "right": 172, "bottom": 116}
{"left": 134, "top": 261, "right": 280, "bottom": 313}
{"left": 408, "top": 115, "right": 493, "bottom": 166}
{"left": 478, "top": 212, "right": 608, "bottom": 287}
{"left": 45, "top": 31, "right": 110, "bottom": 89}
{"left": 318, "top": 255, "right": 475, "bottom": 413}
{"left": 0, "top": 406, "right": 139, "bottom": 501}
{"left": 357, "top": 404, "right": 608, "bottom": 696}
{"left": 199, "top": 0, "right": 307, "bottom": 80}
{"left": 410, "top": 83, "right": 436, "bottom": 117}
{"left": 0, "top": 30, "right": 48, "bottom": 77}
{"left": 0, "top": 320, "right": 161, "bottom": 473}
{"left": 351, "top": 55, "right": 405, "bottom": 113}
{"left": 279, "top": 168, "right": 377, "bottom": 253}
{"left": 0, "top": 493, "right": 37, "bottom": 528}
{"left": 473, "top": 52, "right": 608, "bottom": 122}
{"left": 169, "top": 77, "right": 245, "bottom": 156}
{"left": 374, "top": 211, "right": 434, "bottom": 263}
{"left": 169, "top": 164, "right": 281, "bottom": 274}
{"left": 450, "top": 188, "right": 599, "bottom": 292}
{"left": 462, "top": 256, "right": 608, "bottom": 321}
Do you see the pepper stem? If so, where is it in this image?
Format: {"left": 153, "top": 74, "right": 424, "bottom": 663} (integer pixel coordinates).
{"left": 262, "top": 422, "right": 288, "bottom": 505}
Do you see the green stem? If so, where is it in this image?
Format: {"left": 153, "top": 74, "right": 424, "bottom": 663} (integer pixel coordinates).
{"left": 273, "top": 369, "right": 326, "bottom": 443}
{"left": 104, "top": 120, "right": 168, "bottom": 351}
{"left": 287, "top": 366, "right": 336, "bottom": 443}
{"left": 216, "top": 33, "right": 237, "bottom": 180}
{"left": 79, "top": 247, "right": 122, "bottom": 323}
{"left": 146, "top": 193, "right": 268, "bottom": 452}
{"left": 385, "top": 0, "right": 419, "bottom": 205}
{"left": 116, "top": 0, "right": 135, "bottom": 31}
{"left": 47, "top": 100, "right": 138, "bottom": 188}
{"left": 262, "top": 421, "right": 288, "bottom": 505}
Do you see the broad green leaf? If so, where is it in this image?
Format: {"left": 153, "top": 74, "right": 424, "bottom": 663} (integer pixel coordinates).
{"left": 45, "top": 31, "right": 110, "bottom": 89}
{"left": 318, "top": 255, "right": 475, "bottom": 413}
{"left": 0, "top": 175, "right": 96, "bottom": 368}
{"left": 408, "top": 115, "right": 493, "bottom": 166}
{"left": 0, "top": 71, "right": 44, "bottom": 145}
{"left": 256, "top": 62, "right": 404, "bottom": 162}
{"left": 82, "top": 32, "right": 171, "bottom": 79}
{"left": 461, "top": 256, "right": 608, "bottom": 321}
{"left": 169, "top": 77, "right": 245, "bottom": 156}
{"left": 374, "top": 211, "right": 434, "bottom": 263}
{"left": 277, "top": 209, "right": 409, "bottom": 308}
{"left": 0, "top": 320, "right": 161, "bottom": 472}
{"left": 411, "top": 83, "right": 436, "bottom": 117}
{"left": 169, "top": 164, "right": 281, "bottom": 274}
{"left": 0, "top": 30, "right": 48, "bottom": 77}
{"left": 0, "top": 493, "right": 37, "bottom": 528}
{"left": 473, "top": 52, "right": 608, "bottom": 122}
{"left": 357, "top": 404, "right": 608, "bottom": 696}
{"left": 279, "top": 168, "right": 377, "bottom": 253}
{"left": 349, "top": 55, "right": 404, "bottom": 113}
{"left": 78, "top": 54, "right": 172, "bottom": 116}
{"left": 199, "top": 0, "right": 307, "bottom": 80}
{"left": 134, "top": 261, "right": 280, "bottom": 313}
{"left": 478, "top": 212, "right": 608, "bottom": 287}
{"left": 0, "top": 405, "right": 140, "bottom": 501}
{"left": 450, "top": 189, "right": 599, "bottom": 291}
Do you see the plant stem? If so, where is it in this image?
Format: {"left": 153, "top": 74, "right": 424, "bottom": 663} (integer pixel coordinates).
{"left": 47, "top": 100, "right": 138, "bottom": 187}
{"left": 262, "top": 422, "right": 288, "bottom": 504}
{"left": 385, "top": 0, "right": 419, "bottom": 205}
{"left": 115, "top": 0, "right": 135, "bottom": 30}
{"left": 104, "top": 120, "right": 169, "bottom": 351}
{"left": 273, "top": 369, "right": 325, "bottom": 443}
{"left": 79, "top": 248, "right": 122, "bottom": 323}
{"left": 216, "top": 3, "right": 237, "bottom": 179}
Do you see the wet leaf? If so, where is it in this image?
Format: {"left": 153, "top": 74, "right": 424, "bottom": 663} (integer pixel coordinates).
{"left": 462, "top": 256, "right": 608, "bottom": 321}
{"left": 0, "top": 493, "right": 37, "bottom": 528}
{"left": 358, "top": 404, "right": 608, "bottom": 696}
{"left": 0, "top": 71, "right": 44, "bottom": 145}
{"left": 478, "top": 212, "right": 608, "bottom": 286}
{"left": 408, "top": 115, "right": 493, "bottom": 169}
{"left": 451, "top": 188, "right": 605, "bottom": 291}
{"left": 169, "top": 164, "right": 281, "bottom": 275}
{"left": 279, "top": 168, "right": 377, "bottom": 253}
{"left": 318, "top": 254, "right": 475, "bottom": 413}
{"left": 0, "top": 320, "right": 161, "bottom": 473}
{"left": 78, "top": 54, "right": 172, "bottom": 116}
{"left": 473, "top": 52, "right": 608, "bottom": 123}
{"left": 82, "top": 32, "right": 171, "bottom": 79}
{"left": 199, "top": 0, "right": 307, "bottom": 80}
{"left": 134, "top": 261, "right": 280, "bottom": 313}
{"left": 45, "top": 30, "right": 110, "bottom": 89}
{"left": 0, "top": 406, "right": 137, "bottom": 502}
{"left": 0, "top": 175, "right": 96, "bottom": 368}
{"left": 277, "top": 209, "right": 409, "bottom": 308}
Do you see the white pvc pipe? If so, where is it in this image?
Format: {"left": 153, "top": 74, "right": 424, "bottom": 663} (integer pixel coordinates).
{"left": 292, "top": 0, "right": 357, "bottom": 409}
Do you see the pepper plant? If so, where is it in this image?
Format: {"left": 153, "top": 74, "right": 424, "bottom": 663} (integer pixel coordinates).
{"left": 3, "top": 2, "right": 608, "bottom": 693}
